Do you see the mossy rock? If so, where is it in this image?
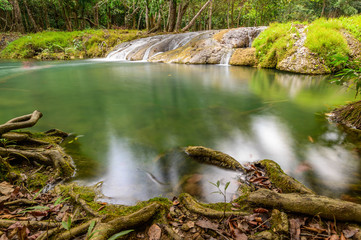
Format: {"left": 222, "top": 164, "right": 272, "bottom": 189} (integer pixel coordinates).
{"left": 230, "top": 48, "right": 257, "bottom": 66}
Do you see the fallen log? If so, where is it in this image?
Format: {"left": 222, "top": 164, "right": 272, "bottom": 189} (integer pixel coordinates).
{"left": 248, "top": 189, "right": 361, "bottom": 223}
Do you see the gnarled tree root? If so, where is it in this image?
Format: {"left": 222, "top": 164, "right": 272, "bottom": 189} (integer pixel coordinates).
{"left": 248, "top": 189, "right": 361, "bottom": 223}
{"left": 258, "top": 160, "right": 314, "bottom": 194}
{"left": 180, "top": 193, "right": 249, "bottom": 218}
{"left": 68, "top": 189, "right": 101, "bottom": 217}
{"left": 90, "top": 202, "right": 162, "bottom": 240}
{"left": 0, "top": 219, "right": 59, "bottom": 228}
{"left": 0, "top": 110, "right": 43, "bottom": 136}
{"left": 55, "top": 218, "right": 101, "bottom": 240}
{"left": 185, "top": 146, "right": 245, "bottom": 172}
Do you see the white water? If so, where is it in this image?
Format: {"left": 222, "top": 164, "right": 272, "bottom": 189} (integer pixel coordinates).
{"left": 107, "top": 32, "right": 203, "bottom": 61}
{"left": 219, "top": 49, "right": 234, "bottom": 65}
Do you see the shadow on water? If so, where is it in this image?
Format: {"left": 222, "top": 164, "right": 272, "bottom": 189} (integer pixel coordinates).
{"left": 0, "top": 60, "right": 359, "bottom": 204}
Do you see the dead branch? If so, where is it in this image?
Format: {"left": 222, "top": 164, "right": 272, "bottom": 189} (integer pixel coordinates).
{"left": 0, "top": 110, "right": 43, "bottom": 136}
{"left": 0, "top": 147, "right": 52, "bottom": 165}
{"left": 4, "top": 199, "right": 37, "bottom": 206}
{"left": 91, "top": 203, "right": 162, "bottom": 240}
{"left": 180, "top": 193, "right": 249, "bottom": 218}
{"left": 248, "top": 189, "right": 361, "bottom": 223}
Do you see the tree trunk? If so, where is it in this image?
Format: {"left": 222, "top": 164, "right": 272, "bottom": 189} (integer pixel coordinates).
{"left": 321, "top": 0, "right": 326, "bottom": 17}
{"left": 167, "top": 0, "right": 177, "bottom": 32}
{"left": 23, "top": 0, "right": 41, "bottom": 32}
{"left": 208, "top": 0, "right": 212, "bottom": 30}
{"left": 227, "top": 0, "right": 230, "bottom": 29}
{"left": 175, "top": 0, "right": 190, "bottom": 31}
{"left": 148, "top": 11, "right": 162, "bottom": 34}
{"left": 94, "top": 4, "right": 99, "bottom": 28}
{"left": 9, "top": 0, "right": 25, "bottom": 33}
{"left": 58, "top": 0, "right": 72, "bottom": 31}
{"left": 182, "top": 0, "right": 212, "bottom": 32}
{"left": 42, "top": 0, "right": 50, "bottom": 29}
{"left": 145, "top": 0, "right": 150, "bottom": 31}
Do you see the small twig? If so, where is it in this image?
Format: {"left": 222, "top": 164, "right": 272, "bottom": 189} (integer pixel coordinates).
{"left": 252, "top": 217, "right": 271, "bottom": 231}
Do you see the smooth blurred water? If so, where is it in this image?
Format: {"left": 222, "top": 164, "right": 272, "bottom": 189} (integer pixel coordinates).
{"left": 0, "top": 60, "right": 359, "bottom": 204}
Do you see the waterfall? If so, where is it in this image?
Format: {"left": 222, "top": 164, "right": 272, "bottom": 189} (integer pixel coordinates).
{"left": 219, "top": 49, "right": 234, "bottom": 65}
{"left": 107, "top": 32, "right": 203, "bottom": 61}
{"left": 247, "top": 31, "right": 253, "bottom": 48}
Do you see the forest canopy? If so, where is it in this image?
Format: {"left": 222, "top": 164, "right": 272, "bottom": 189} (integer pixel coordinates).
{"left": 1, "top": 0, "right": 361, "bottom": 33}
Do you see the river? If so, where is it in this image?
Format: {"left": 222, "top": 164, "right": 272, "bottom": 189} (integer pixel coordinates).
{"left": 0, "top": 60, "right": 359, "bottom": 204}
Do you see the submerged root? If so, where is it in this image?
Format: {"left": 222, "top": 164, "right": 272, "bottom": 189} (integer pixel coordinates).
{"left": 185, "top": 146, "right": 245, "bottom": 172}
{"left": 248, "top": 188, "right": 361, "bottom": 223}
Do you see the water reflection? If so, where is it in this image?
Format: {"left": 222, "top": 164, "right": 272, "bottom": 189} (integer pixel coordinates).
{"left": 0, "top": 60, "right": 359, "bottom": 203}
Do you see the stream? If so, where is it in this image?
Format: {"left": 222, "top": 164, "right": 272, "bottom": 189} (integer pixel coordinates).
{"left": 0, "top": 60, "right": 359, "bottom": 204}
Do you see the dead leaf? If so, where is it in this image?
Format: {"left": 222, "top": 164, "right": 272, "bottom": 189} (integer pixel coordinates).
{"left": 289, "top": 218, "right": 306, "bottom": 240}
{"left": 308, "top": 136, "right": 314, "bottom": 143}
{"left": 0, "top": 182, "right": 14, "bottom": 196}
{"left": 234, "top": 231, "right": 247, "bottom": 240}
{"left": 302, "top": 226, "right": 326, "bottom": 234}
{"left": 253, "top": 208, "right": 269, "bottom": 213}
{"left": 0, "top": 234, "right": 9, "bottom": 240}
{"left": 340, "top": 233, "right": 346, "bottom": 240}
{"left": 329, "top": 234, "right": 340, "bottom": 240}
{"left": 148, "top": 224, "right": 161, "bottom": 240}
{"left": 196, "top": 219, "right": 219, "bottom": 231}
{"left": 0, "top": 214, "right": 17, "bottom": 219}
{"left": 342, "top": 228, "right": 359, "bottom": 238}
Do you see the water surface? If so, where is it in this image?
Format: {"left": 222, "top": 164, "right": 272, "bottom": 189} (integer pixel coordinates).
{"left": 0, "top": 60, "right": 359, "bottom": 204}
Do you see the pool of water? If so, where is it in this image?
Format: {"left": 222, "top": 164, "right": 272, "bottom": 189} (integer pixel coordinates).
{"left": 0, "top": 60, "right": 359, "bottom": 204}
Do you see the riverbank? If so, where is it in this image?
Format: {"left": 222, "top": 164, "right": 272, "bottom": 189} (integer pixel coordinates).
{"left": 1, "top": 112, "right": 361, "bottom": 239}
{"left": 0, "top": 29, "right": 141, "bottom": 60}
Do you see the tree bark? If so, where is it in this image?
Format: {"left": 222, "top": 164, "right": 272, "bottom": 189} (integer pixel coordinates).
{"left": 227, "top": 0, "right": 230, "bottom": 29}
{"left": 23, "top": 0, "right": 41, "bottom": 32}
{"left": 321, "top": 0, "right": 326, "bottom": 17}
{"left": 248, "top": 189, "right": 361, "bottom": 223}
{"left": 9, "top": 0, "right": 25, "bottom": 33}
{"left": 208, "top": 0, "right": 212, "bottom": 30}
{"left": 145, "top": 0, "right": 150, "bottom": 31}
{"left": 167, "top": 0, "right": 177, "bottom": 32}
{"left": 148, "top": 11, "right": 162, "bottom": 33}
{"left": 175, "top": 0, "right": 190, "bottom": 31}
{"left": 94, "top": 4, "right": 99, "bottom": 28}
{"left": 58, "top": 0, "right": 72, "bottom": 31}
{"left": 42, "top": 0, "right": 50, "bottom": 30}
{"left": 181, "top": 0, "right": 212, "bottom": 32}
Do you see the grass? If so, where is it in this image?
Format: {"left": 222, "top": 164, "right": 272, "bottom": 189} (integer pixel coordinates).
{"left": 252, "top": 22, "right": 299, "bottom": 68}
{"left": 0, "top": 29, "right": 140, "bottom": 60}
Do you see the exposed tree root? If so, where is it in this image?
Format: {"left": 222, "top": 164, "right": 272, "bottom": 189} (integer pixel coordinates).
{"left": 91, "top": 203, "right": 162, "bottom": 240}
{"left": 0, "top": 110, "right": 43, "bottom": 136}
{"left": 4, "top": 199, "right": 37, "bottom": 206}
{"left": 185, "top": 146, "right": 245, "bottom": 172}
{"left": 68, "top": 189, "right": 101, "bottom": 217}
{"left": 330, "top": 100, "right": 361, "bottom": 129}
{"left": 2, "top": 132, "right": 49, "bottom": 145}
{"left": 159, "top": 223, "right": 183, "bottom": 240}
{"left": 55, "top": 218, "right": 101, "bottom": 240}
{"left": 180, "top": 193, "right": 249, "bottom": 218}
{"left": 248, "top": 188, "right": 361, "bottom": 223}
{"left": 0, "top": 219, "right": 59, "bottom": 228}
{"left": 258, "top": 160, "right": 314, "bottom": 194}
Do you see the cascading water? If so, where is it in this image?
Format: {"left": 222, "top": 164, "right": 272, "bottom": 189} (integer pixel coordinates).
{"left": 219, "top": 49, "right": 234, "bottom": 65}
{"left": 107, "top": 32, "right": 203, "bottom": 61}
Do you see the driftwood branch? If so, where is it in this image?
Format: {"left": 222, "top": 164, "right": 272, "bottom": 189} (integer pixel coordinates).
{"left": 248, "top": 189, "right": 361, "bottom": 223}
{"left": 0, "top": 110, "right": 43, "bottom": 136}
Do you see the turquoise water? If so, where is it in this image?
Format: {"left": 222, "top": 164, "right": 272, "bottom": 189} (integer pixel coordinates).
{"left": 0, "top": 60, "right": 359, "bottom": 204}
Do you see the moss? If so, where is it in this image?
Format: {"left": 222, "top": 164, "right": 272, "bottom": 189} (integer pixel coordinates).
{"left": 27, "top": 172, "right": 48, "bottom": 189}
{"left": 259, "top": 160, "right": 314, "bottom": 194}
{"left": 229, "top": 48, "right": 257, "bottom": 66}
{"left": 213, "top": 29, "right": 231, "bottom": 43}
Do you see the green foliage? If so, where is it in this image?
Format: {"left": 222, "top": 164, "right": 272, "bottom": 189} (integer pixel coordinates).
{"left": 210, "top": 180, "right": 230, "bottom": 218}
{"left": 0, "top": 29, "right": 139, "bottom": 59}
{"left": 108, "top": 230, "right": 134, "bottom": 240}
{"left": 252, "top": 22, "right": 298, "bottom": 68}
{"left": 332, "top": 59, "right": 361, "bottom": 97}
{"left": 62, "top": 216, "right": 72, "bottom": 231}
{"left": 305, "top": 18, "right": 349, "bottom": 69}
{"left": 0, "top": 0, "right": 11, "bottom": 11}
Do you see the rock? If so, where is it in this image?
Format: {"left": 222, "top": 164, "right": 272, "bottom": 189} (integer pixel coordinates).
{"left": 230, "top": 48, "right": 257, "bottom": 66}
{"left": 215, "top": 27, "right": 267, "bottom": 48}
{"left": 277, "top": 27, "right": 330, "bottom": 74}
{"left": 271, "top": 209, "right": 289, "bottom": 234}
